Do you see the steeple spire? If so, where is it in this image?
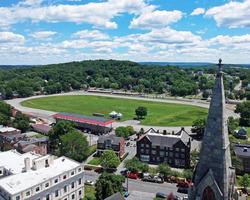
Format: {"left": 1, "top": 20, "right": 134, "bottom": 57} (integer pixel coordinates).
{"left": 189, "top": 59, "right": 236, "bottom": 200}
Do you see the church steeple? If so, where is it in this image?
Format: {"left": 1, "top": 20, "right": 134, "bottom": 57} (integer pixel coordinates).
{"left": 189, "top": 59, "right": 236, "bottom": 200}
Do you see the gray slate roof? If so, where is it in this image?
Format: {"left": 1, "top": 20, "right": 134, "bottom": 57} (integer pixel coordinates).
{"left": 98, "top": 134, "right": 123, "bottom": 145}
{"left": 141, "top": 128, "right": 190, "bottom": 147}
{"left": 104, "top": 192, "right": 124, "bottom": 200}
{"left": 234, "top": 144, "right": 250, "bottom": 157}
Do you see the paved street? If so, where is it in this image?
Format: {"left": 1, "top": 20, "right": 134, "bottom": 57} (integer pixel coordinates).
{"left": 84, "top": 171, "right": 187, "bottom": 200}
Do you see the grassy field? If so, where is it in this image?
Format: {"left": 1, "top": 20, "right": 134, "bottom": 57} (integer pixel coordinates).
{"left": 22, "top": 95, "right": 208, "bottom": 126}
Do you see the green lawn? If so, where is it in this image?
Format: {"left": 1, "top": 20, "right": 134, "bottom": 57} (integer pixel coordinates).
{"left": 88, "top": 157, "right": 101, "bottom": 166}
{"left": 22, "top": 95, "right": 208, "bottom": 126}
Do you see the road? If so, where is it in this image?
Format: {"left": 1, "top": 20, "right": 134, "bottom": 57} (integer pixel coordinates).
{"left": 84, "top": 170, "right": 187, "bottom": 200}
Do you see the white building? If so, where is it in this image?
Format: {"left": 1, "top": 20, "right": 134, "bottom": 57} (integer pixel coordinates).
{"left": 0, "top": 150, "right": 84, "bottom": 200}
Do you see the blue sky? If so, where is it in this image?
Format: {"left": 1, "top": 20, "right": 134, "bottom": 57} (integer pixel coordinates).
{"left": 0, "top": 0, "right": 250, "bottom": 64}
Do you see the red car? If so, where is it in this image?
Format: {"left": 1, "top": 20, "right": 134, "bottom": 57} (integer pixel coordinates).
{"left": 127, "top": 172, "right": 139, "bottom": 179}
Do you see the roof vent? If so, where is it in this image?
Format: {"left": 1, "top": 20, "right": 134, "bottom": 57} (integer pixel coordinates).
{"left": 243, "top": 147, "right": 248, "bottom": 152}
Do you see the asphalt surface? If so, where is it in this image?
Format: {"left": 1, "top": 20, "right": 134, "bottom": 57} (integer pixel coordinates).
{"left": 84, "top": 170, "right": 187, "bottom": 200}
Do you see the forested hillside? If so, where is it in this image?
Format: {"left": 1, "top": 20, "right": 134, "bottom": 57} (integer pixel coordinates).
{"left": 0, "top": 60, "right": 249, "bottom": 99}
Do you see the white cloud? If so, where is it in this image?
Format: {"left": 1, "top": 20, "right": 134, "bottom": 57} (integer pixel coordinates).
{"left": 0, "top": 0, "right": 151, "bottom": 29}
{"left": 30, "top": 31, "right": 57, "bottom": 39}
{"left": 130, "top": 10, "right": 183, "bottom": 29}
{"left": 206, "top": 0, "right": 250, "bottom": 28}
{"left": 0, "top": 32, "right": 25, "bottom": 44}
{"left": 191, "top": 8, "right": 205, "bottom": 16}
{"left": 73, "top": 30, "right": 109, "bottom": 40}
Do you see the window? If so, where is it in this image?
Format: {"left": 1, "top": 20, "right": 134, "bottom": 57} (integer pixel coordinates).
{"left": 175, "top": 153, "right": 179, "bottom": 158}
{"left": 160, "top": 146, "right": 165, "bottom": 150}
{"left": 160, "top": 151, "right": 164, "bottom": 156}
{"left": 78, "top": 178, "right": 82, "bottom": 185}
{"left": 46, "top": 194, "right": 50, "bottom": 200}
{"left": 26, "top": 191, "right": 30, "bottom": 197}
{"left": 71, "top": 182, "right": 75, "bottom": 189}
{"left": 78, "top": 167, "right": 82, "bottom": 172}
{"left": 79, "top": 190, "right": 82, "bottom": 195}
{"left": 140, "top": 149, "right": 144, "bottom": 153}
{"left": 64, "top": 186, "right": 67, "bottom": 193}
{"left": 145, "top": 149, "right": 149, "bottom": 154}
{"left": 181, "top": 154, "right": 185, "bottom": 158}
{"left": 140, "top": 143, "right": 144, "bottom": 147}
{"left": 181, "top": 148, "right": 185, "bottom": 152}
{"left": 175, "top": 148, "right": 180, "bottom": 152}
{"left": 45, "top": 182, "right": 49, "bottom": 188}
{"left": 152, "top": 150, "right": 156, "bottom": 155}
{"left": 0, "top": 170, "right": 2, "bottom": 175}
{"left": 71, "top": 171, "right": 75, "bottom": 176}
{"left": 140, "top": 155, "right": 150, "bottom": 162}
{"left": 72, "top": 194, "right": 75, "bottom": 199}
{"left": 36, "top": 187, "right": 40, "bottom": 192}
{"left": 55, "top": 190, "right": 59, "bottom": 197}
{"left": 169, "top": 147, "right": 173, "bottom": 151}
{"left": 152, "top": 145, "right": 156, "bottom": 149}
{"left": 63, "top": 175, "right": 67, "bottom": 179}
{"left": 169, "top": 152, "right": 173, "bottom": 157}
{"left": 16, "top": 196, "right": 20, "bottom": 200}
{"left": 145, "top": 144, "right": 149, "bottom": 148}
{"left": 54, "top": 179, "right": 58, "bottom": 184}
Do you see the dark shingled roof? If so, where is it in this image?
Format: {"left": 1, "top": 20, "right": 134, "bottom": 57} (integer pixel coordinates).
{"left": 98, "top": 134, "right": 123, "bottom": 145}
{"left": 104, "top": 193, "right": 124, "bottom": 200}
{"left": 234, "top": 144, "right": 250, "bottom": 158}
{"left": 139, "top": 128, "right": 190, "bottom": 147}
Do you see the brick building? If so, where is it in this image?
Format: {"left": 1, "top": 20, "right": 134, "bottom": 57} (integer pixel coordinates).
{"left": 97, "top": 135, "right": 125, "bottom": 158}
{"left": 136, "top": 128, "right": 191, "bottom": 168}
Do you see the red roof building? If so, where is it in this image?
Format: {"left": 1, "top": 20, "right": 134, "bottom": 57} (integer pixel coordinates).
{"left": 52, "top": 112, "right": 113, "bottom": 134}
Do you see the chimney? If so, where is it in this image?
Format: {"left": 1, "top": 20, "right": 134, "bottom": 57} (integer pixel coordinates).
{"left": 24, "top": 157, "right": 31, "bottom": 172}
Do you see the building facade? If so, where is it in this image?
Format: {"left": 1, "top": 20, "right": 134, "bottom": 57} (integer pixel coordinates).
{"left": 189, "top": 59, "right": 236, "bottom": 200}
{"left": 136, "top": 128, "right": 191, "bottom": 168}
{"left": 0, "top": 150, "right": 84, "bottom": 200}
{"left": 234, "top": 144, "right": 250, "bottom": 173}
{"left": 97, "top": 135, "right": 125, "bottom": 158}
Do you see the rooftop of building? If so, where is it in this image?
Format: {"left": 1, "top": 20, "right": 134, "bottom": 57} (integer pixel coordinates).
{"left": 0, "top": 150, "right": 40, "bottom": 174}
{"left": 98, "top": 134, "right": 124, "bottom": 145}
{"left": 104, "top": 192, "right": 124, "bottom": 200}
{"left": 0, "top": 127, "right": 19, "bottom": 133}
{"left": 52, "top": 112, "right": 113, "bottom": 126}
{"left": 0, "top": 150, "right": 81, "bottom": 195}
{"left": 234, "top": 144, "right": 250, "bottom": 157}
{"left": 138, "top": 128, "right": 190, "bottom": 147}
{"left": 31, "top": 124, "right": 52, "bottom": 133}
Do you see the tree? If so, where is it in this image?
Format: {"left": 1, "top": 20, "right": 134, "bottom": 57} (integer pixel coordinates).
{"left": 235, "top": 101, "right": 250, "bottom": 126}
{"left": 49, "top": 121, "right": 75, "bottom": 154}
{"left": 157, "top": 163, "right": 171, "bottom": 179}
{"left": 228, "top": 117, "right": 239, "bottom": 134}
{"left": 100, "top": 150, "right": 120, "bottom": 169}
{"left": 241, "top": 174, "right": 250, "bottom": 191}
{"left": 191, "top": 118, "right": 206, "bottom": 139}
{"left": 135, "top": 106, "right": 147, "bottom": 119}
{"left": 124, "top": 157, "right": 149, "bottom": 173}
{"left": 115, "top": 126, "right": 135, "bottom": 139}
{"left": 60, "top": 130, "right": 89, "bottom": 162}
{"left": 13, "top": 111, "right": 30, "bottom": 133}
{"left": 190, "top": 150, "right": 200, "bottom": 169}
{"left": 95, "top": 172, "right": 125, "bottom": 200}
{"left": 0, "top": 113, "right": 10, "bottom": 126}
{"left": 182, "top": 169, "right": 193, "bottom": 180}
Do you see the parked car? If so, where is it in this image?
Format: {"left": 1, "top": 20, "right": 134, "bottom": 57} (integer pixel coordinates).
{"left": 120, "top": 169, "right": 128, "bottom": 176}
{"left": 124, "top": 191, "right": 130, "bottom": 198}
{"left": 156, "top": 192, "right": 167, "bottom": 198}
{"left": 85, "top": 180, "right": 95, "bottom": 186}
{"left": 127, "top": 172, "right": 139, "bottom": 179}
{"left": 142, "top": 175, "right": 164, "bottom": 183}
{"left": 177, "top": 187, "right": 189, "bottom": 194}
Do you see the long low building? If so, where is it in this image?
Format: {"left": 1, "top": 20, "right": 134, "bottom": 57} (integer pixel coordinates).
{"left": 0, "top": 150, "right": 84, "bottom": 200}
{"left": 52, "top": 112, "right": 113, "bottom": 134}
